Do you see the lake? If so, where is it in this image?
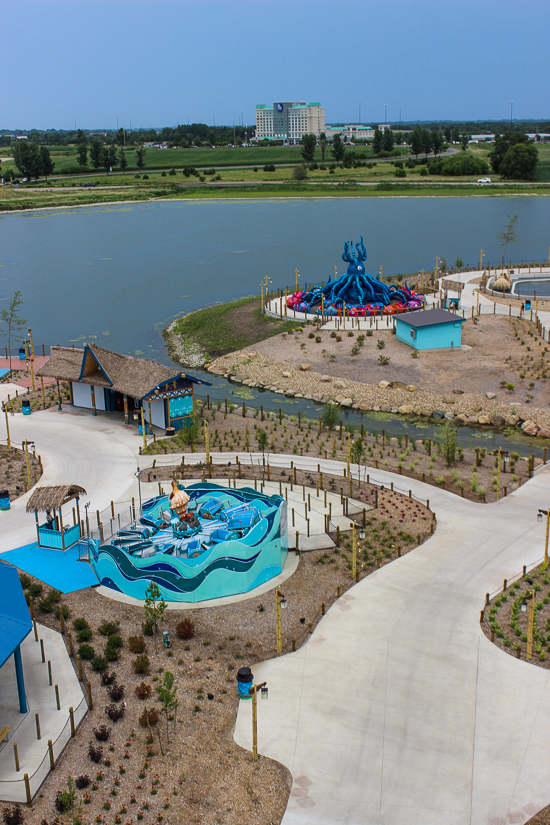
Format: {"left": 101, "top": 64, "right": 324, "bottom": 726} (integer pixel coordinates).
{"left": 0, "top": 197, "right": 549, "bottom": 360}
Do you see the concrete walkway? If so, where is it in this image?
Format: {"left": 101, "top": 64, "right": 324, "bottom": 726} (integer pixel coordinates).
{"left": 234, "top": 457, "right": 550, "bottom": 825}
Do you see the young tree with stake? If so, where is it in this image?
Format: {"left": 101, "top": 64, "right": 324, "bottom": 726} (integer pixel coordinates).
{"left": 144, "top": 580, "right": 166, "bottom": 648}
{"left": 0, "top": 291, "right": 28, "bottom": 370}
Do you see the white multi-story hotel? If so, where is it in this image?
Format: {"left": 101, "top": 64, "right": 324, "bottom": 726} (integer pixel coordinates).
{"left": 255, "top": 101, "right": 325, "bottom": 144}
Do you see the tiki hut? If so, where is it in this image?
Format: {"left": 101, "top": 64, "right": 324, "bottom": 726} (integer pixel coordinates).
{"left": 37, "top": 344, "right": 208, "bottom": 432}
{"left": 27, "top": 484, "right": 86, "bottom": 550}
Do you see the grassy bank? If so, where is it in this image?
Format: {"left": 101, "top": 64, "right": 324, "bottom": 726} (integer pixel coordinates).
{"left": 165, "top": 296, "right": 299, "bottom": 366}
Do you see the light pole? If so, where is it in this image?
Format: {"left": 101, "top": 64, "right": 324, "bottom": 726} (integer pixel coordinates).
{"left": 510, "top": 100, "right": 513, "bottom": 127}
{"left": 204, "top": 421, "right": 210, "bottom": 466}
{"left": 346, "top": 432, "right": 351, "bottom": 478}
{"left": 384, "top": 103, "right": 387, "bottom": 125}
{"left": 479, "top": 249, "right": 485, "bottom": 271}
{"left": 27, "top": 328, "right": 35, "bottom": 392}
{"left": 84, "top": 502, "right": 90, "bottom": 537}
{"left": 295, "top": 269, "right": 300, "bottom": 293}
{"left": 537, "top": 508, "right": 550, "bottom": 565}
{"left": 3, "top": 404, "right": 10, "bottom": 449}
{"left": 275, "top": 587, "right": 287, "bottom": 653}
{"left": 248, "top": 681, "right": 268, "bottom": 760}
{"left": 527, "top": 590, "right": 535, "bottom": 660}
{"left": 135, "top": 469, "right": 142, "bottom": 512}
{"left": 351, "top": 520, "right": 357, "bottom": 580}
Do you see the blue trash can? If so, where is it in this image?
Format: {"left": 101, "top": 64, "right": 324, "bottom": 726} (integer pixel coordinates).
{"left": 237, "top": 666, "right": 253, "bottom": 700}
{"left": 22, "top": 399, "right": 31, "bottom": 416}
{"left": 18, "top": 347, "right": 26, "bottom": 361}
{"left": 0, "top": 489, "right": 10, "bottom": 511}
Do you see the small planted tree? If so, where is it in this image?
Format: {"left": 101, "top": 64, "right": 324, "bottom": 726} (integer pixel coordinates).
{"left": 435, "top": 421, "right": 458, "bottom": 467}
{"left": 320, "top": 402, "right": 339, "bottom": 431}
{"left": 156, "top": 670, "right": 179, "bottom": 742}
{"left": 256, "top": 428, "right": 268, "bottom": 479}
{"left": 496, "top": 214, "right": 518, "bottom": 266}
{"left": 0, "top": 291, "right": 28, "bottom": 370}
{"left": 144, "top": 581, "right": 166, "bottom": 648}
{"left": 350, "top": 437, "right": 365, "bottom": 487}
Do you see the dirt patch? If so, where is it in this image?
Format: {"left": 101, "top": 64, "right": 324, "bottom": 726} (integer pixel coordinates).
{"left": 0, "top": 445, "right": 42, "bottom": 501}
{"left": 9, "top": 479, "right": 429, "bottom": 825}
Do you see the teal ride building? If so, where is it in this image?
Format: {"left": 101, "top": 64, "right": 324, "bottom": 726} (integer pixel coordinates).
{"left": 395, "top": 308, "right": 466, "bottom": 351}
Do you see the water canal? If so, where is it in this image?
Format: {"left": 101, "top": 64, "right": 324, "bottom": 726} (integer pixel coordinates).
{"left": 1, "top": 196, "right": 549, "bottom": 455}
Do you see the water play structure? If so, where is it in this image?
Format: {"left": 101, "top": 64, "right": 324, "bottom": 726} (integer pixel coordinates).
{"left": 286, "top": 237, "right": 425, "bottom": 317}
{"left": 87, "top": 482, "right": 287, "bottom": 603}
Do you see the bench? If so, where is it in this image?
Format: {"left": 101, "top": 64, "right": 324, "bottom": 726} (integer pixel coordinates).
{"left": 0, "top": 727, "right": 10, "bottom": 744}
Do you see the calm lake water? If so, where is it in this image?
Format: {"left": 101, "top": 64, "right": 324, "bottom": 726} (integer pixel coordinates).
{"left": 1, "top": 197, "right": 549, "bottom": 360}
{"left": 1, "top": 196, "right": 549, "bottom": 456}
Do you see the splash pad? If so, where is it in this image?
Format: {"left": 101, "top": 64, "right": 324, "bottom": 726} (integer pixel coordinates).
{"left": 287, "top": 237, "right": 425, "bottom": 317}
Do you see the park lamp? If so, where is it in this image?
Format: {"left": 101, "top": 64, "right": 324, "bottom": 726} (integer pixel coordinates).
{"left": 521, "top": 599, "right": 527, "bottom": 612}
{"left": 359, "top": 528, "right": 366, "bottom": 540}
{"left": 260, "top": 684, "right": 269, "bottom": 700}
{"left": 279, "top": 593, "right": 287, "bottom": 609}
{"left": 537, "top": 509, "right": 547, "bottom": 523}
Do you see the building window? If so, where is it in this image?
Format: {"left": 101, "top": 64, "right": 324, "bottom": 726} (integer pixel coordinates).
{"left": 410, "top": 329, "right": 416, "bottom": 339}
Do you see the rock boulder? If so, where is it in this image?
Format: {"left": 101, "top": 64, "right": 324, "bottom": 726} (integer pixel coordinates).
{"left": 521, "top": 420, "right": 540, "bottom": 437}
{"left": 379, "top": 381, "right": 390, "bottom": 390}
{"left": 299, "top": 363, "right": 310, "bottom": 371}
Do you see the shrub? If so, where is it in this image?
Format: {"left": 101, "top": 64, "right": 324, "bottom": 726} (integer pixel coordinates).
{"left": 139, "top": 708, "right": 159, "bottom": 727}
{"left": 88, "top": 743, "right": 103, "bottom": 763}
{"left": 72, "top": 618, "right": 90, "bottom": 631}
{"left": 378, "top": 355, "right": 391, "bottom": 365}
{"left": 128, "top": 635, "right": 146, "bottom": 654}
{"left": 104, "top": 642, "right": 120, "bottom": 662}
{"left": 78, "top": 644, "right": 95, "bottom": 660}
{"left": 176, "top": 619, "right": 195, "bottom": 640}
{"left": 376, "top": 340, "right": 385, "bottom": 350}
{"left": 395, "top": 167, "right": 406, "bottom": 178}
{"left": 105, "top": 704, "right": 125, "bottom": 723}
{"left": 19, "top": 574, "right": 31, "bottom": 590}
{"left": 132, "top": 654, "right": 150, "bottom": 675}
{"left": 92, "top": 656, "right": 107, "bottom": 672}
{"left": 135, "top": 681, "right": 152, "bottom": 699}
{"left": 142, "top": 618, "right": 155, "bottom": 636}
{"left": 100, "top": 671, "right": 116, "bottom": 686}
{"left": 54, "top": 791, "right": 72, "bottom": 814}
{"left": 168, "top": 168, "right": 176, "bottom": 176}
{"left": 107, "top": 683, "right": 125, "bottom": 702}
{"left": 75, "top": 775, "right": 90, "bottom": 790}
{"left": 93, "top": 725, "right": 111, "bottom": 742}
{"left": 77, "top": 628, "right": 93, "bottom": 643}
{"left": 98, "top": 621, "right": 120, "bottom": 636}
{"left": 2, "top": 807, "right": 24, "bottom": 825}
{"left": 27, "top": 583, "right": 43, "bottom": 600}
{"left": 107, "top": 634, "right": 123, "bottom": 649}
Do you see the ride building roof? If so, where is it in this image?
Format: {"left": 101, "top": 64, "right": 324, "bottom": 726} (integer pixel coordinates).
{"left": 0, "top": 561, "right": 32, "bottom": 668}
{"left": 396, "top": 309, "right": 466, "bottom": 329}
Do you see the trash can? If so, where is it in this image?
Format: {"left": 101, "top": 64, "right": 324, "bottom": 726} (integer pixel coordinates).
{"left": 236, "top": 666, "right": 253, "bottom": 700}
{"left": 18, "top": 347, "right": 26, "bottom": 361}
{"left": 0, "top": 489, "right": 10, "bottom": 511}
{"left": 22, "top": 399, "right": 31, "bottom": 416}
{"left": 525, "top": 300, "right": 532, "bottom": 311}
{"left": 165, "top": 426, "right": 176, "bottom": 437}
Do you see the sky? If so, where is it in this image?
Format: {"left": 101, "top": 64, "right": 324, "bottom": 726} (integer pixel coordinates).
{"left": 2, "top": 0, "right": 549, "bottom": 131}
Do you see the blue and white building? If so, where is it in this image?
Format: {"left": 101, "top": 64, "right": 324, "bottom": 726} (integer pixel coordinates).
{"left": 395, "top": 308, "right": 466, "bottom": 350}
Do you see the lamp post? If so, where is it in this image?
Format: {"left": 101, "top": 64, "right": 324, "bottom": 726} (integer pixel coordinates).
{"left": 84, "top": 502, "right": 90, "bottom": 537}
{"left": 23, "top": 440, "right": 34, "bottom": 488}
{"left": 479, "top": 249, "right": 485, "bottom": 271}
{"left": 248, "top": 680, "right": 268, "bottom": 760}
{"left": 275, "top": 587, "right": 287, "bottom": 654}
{"left": 135, "top": 469, "right": 142, "bottom": 512}
{"left": 260, "top": 282, "right": 264, "bottom": 314}
{"left": 537, "top": 508, "right": 549, "bottom": 564}
{"left": 496, "top": 447, "right": 501, "bottom": 500}
{"left": 27, "top": 328, "right": 35, "bottom": 392}
{"left": 346, "top": 432, "right": 351, "bottom": 478}
{"left": 351, "top": 520, "right": 357, "bottom": 580}
{"left": 527, "top": 590, "right": 535, "bottom": 660}
{"left": 204, "top": 421, "right": 210, "bottom": 466}
{"left": 3, "top": 404, "right": 10, "bottom": 449}
{"left": 295, "top": 269, "right": 300, "bottom": 293}
{"left": 140, "top": 407, "right": 147, "bottom": 452}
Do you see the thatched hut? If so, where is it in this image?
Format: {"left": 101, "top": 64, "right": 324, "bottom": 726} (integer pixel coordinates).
{"left": 27, "top": 484, "right": 86, "bottom": 549}
{"left": 37, "top": 344, "right": 208, "bottom": 432}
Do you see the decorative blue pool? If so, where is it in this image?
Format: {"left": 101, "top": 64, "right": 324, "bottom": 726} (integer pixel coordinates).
{"left": 87, "top": 483, "right": 288, "bottom": 603}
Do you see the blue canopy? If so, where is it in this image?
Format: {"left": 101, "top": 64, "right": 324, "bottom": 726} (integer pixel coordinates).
{"left": 0, "top": 561, "right": 32, "bottom": 668}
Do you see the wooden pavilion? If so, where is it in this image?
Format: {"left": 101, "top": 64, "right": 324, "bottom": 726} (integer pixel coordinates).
{"left": 27, "top": 485, "right": 87, "bottom": 550}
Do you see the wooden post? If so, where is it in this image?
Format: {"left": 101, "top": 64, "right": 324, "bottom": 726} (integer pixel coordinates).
{"left": 48, "top": 660, "right": 52, "bottom": 685}
{"left": 13, "top": 743, "right": 20, "bottom": 772}
{"left": 69, "top": 706, "right": 75, "bottom": 737}
{"left": 67, "top": 631, "right": 73, "bottom": 656}
{"left": 24, "top": 773, "right": 31, "bottom": 807}
{"left": 40, "top": 639, "right": 45, "bottom": 663}
{"left": 292, "top": 638, "right": 296, "bottom": 652}
{"left": 76, "top": 655, "right": 83, "bottom": 681}
{"left": 48, "top": 739, "right": 55, "bottom": 770}
{"left": 87, "top": 680, "right": 93, "bottom": 709}
{"left": 33, "top": 619, "right": 38, "bottom": 641}
{"left": 35, "top": 712, "right": 41, "bottom": 740}
{"left": 55, "top": 685, "right": 61, "bottom": 710}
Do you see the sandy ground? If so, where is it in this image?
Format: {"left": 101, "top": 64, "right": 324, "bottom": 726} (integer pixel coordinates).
{"left": 7, "top": 470, "right": 429, "bottom": 825}
{"left": 248, "top": 315, "right": 550, "bottom": 408}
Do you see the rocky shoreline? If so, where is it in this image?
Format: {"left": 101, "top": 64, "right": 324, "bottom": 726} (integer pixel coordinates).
{"left": 206, "top": 349, "right": 550, "bottom": 440}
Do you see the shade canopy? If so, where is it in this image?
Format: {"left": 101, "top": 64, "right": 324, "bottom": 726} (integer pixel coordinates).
{"left": 26, "top": 484, "right": 86, "bottom": 514}
{"left": 0, "top": 561, "right": 32, "bottom": 668}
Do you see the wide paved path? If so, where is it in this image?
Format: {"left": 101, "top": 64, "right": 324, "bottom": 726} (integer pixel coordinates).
{"left": 235, "top": 457, "right": 550, "bottom": 825}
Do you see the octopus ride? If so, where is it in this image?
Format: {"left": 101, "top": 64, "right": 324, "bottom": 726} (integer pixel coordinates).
{"left": 87, "top": 481, "right": 288, "bottom": 603}
{"left": 287, "top": 237, "right": 425, "bottom": 317}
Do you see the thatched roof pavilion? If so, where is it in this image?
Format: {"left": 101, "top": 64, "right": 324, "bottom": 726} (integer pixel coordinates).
{"left": 27, "top": 484, "right": 86, "bottom": 513}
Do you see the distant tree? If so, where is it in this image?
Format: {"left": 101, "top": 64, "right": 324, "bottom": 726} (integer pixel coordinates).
{"left": 435, "top": 422, "right": 458, "bottom": 466}
{"left": 76, "top": 140, "right": 88, "bottom": 167}
{"left": 451, "top": 126, "right": 460, "bottom": 143}
{"left": 499, "top": 143, "right": 538, "bottom": 181}
{"left": 496, "top": 214, "right": 518, "bottom": 265}
{"left": 431, "top": 130, "right": 444, "bottom": 157}
{"left": 490, "top": 130, "right": 530, "bottom": 174}
{"left": 0, "top": 291, "right": 28, "bottom": 370}
{"left": 382, "top": 128, "right": 394, "bottom": 152}
{"left": 100, "top": 146, "right": 110, "bottom": 173}
{"left": 108, "top": 144, "right": 117, "bottom": 171}
{"left": 444, "top": 126, "right": 452, "bottom": 143}
{"left": 320, "top": 401, "right": 339, "bottom": 431}
{"left": 118, "top": 147, "right": 128, "bottom": 174}
{"left": 89, "top": 138, "right": 102, "bottom": 170}
{"left": 115, "top": 127, "right": 125, "bottom": 146}
{"left": 256, "top": 428, "right": 268, "bottom": 479}
{"left": 394, "top": 132, "right": 403, "bottom": 146}
{"left": 350, "top": 437, "right": 365, "bottom": 486}
{"left": 301, "top": 133, "right": 317, "bottom": 164}
{"left": 39, "top": 146, "right": 55, "bottom": 179}
{"left": 292, "top": 164, "right": 308, "bottom": 180}
{"left": 410, "top": 127, "right": 422, "bottom": 158}
{"left": 135, "top": 145, "right": 146, "bottom": 172}
{"left": 12, "top": 141, "right": 43, "bottom": 180}
{"left": 319, "top": 132, "right": 327, "bottom": 162}
{"left": 372, "top": 127, "right": 383, "bottom": 155}
{"left": 460, "top": 133, "right": 470, "bottom": 151}
{"left": 421, "top": 128, "right": 432, "bottom": 158}
{"left": 76, "top": 129, "right": 85, "bottom": 144}
{"left": 331, "top": 133, "right": 346, "bottom": 162}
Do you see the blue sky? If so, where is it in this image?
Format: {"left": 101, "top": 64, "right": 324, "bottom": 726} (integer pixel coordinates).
{"left": 2, "top": 0, "right": 549, "bottom": 130}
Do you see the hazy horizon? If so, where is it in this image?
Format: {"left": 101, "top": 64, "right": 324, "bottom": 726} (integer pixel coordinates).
{"left": 2, "top": 0, "right": 548, "bottom": 131}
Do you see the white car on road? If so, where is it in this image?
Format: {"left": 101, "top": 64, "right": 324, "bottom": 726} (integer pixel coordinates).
{"left": 477, "top": 177, "right": 491, "bottom": 184}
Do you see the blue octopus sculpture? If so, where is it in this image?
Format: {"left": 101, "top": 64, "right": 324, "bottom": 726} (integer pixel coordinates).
{"left": 287, "top": 237, "right": 424, "bottom": 317}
